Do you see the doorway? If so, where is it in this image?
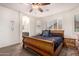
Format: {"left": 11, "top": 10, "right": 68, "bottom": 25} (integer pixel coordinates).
{"left": 22, "top": 15, "right": 30, "bottom": 36}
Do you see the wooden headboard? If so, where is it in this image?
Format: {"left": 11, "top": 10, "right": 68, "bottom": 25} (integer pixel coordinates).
{"left": 50, "top": 30, "right": 64, "bottom": 37}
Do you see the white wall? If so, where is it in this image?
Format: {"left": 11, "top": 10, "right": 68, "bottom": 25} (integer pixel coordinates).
{"left": 39, "top": 7, "right": 79, "bottom": 39}
{"left": 30, "top": 18, "right": 47, "bottom": 36}
{"left": 34, "top": 18, "right": 46, "bottom": 35}
{"left": 0, "top": 6, "right": 20, "bottom": 48}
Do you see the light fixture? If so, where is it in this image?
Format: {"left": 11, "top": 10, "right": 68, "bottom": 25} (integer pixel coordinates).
{"left": 32, "top": 4, "right": 40, "bottom": 9}
{"left": 29, "top": 3, "right": 50, "bottom": 12}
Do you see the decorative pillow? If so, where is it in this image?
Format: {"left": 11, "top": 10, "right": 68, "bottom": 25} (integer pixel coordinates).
{"left": 42, "top": 30, "right": 50, "bottom": 37}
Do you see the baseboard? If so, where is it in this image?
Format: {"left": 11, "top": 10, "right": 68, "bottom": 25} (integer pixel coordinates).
{"left": 0, "top": 42, "right": 20, "bottom": 49}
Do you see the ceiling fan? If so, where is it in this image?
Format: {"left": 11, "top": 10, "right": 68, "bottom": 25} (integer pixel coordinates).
{"left": 29, "top": 3, "right": 50, "bottom": 13}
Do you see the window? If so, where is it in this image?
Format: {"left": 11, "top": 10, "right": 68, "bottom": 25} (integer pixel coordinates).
{"left": 74, "top": 15, "right": 79, "bottom": 32}
{"left": 47, "top": 19, "right": 62, "bottom": 30}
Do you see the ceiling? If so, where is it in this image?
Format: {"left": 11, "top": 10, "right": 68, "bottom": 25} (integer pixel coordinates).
{"left": 0, "top": 3, "right": 79, "bottom": 17}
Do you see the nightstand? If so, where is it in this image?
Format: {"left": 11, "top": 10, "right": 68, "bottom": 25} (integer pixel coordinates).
{"left": 64, "top": 38, "right": 76, "bottom": 48}
{"left": 76, "top": 34, "right": 79, "bottom": 52}
{"left": 76, "top": 39, "right": 79, "bottom": 52}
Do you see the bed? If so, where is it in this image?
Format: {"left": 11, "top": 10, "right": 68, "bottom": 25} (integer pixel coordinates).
{"left": 22, "top": 30, "right": 64, "bottom": 56}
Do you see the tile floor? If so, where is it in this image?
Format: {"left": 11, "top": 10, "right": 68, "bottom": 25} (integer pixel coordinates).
{"left": 0, "top": 43, "right": 79, "bottom": 56}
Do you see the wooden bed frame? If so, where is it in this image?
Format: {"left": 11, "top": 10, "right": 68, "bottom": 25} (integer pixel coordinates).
{"left": 22, "top": 30, "right": 64, "bottom": 56}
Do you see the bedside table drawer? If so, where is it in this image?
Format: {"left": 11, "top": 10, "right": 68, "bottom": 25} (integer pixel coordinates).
{"left": 65, "top": 43, "right": 75, "bottom": 48}
{"left": 65, "top": 39, "right": 75, "bottom": 44}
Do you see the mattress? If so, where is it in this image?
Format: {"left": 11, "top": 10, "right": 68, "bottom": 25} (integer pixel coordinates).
{"left": 32, "top": 35, "right": 63, "bottom": 50}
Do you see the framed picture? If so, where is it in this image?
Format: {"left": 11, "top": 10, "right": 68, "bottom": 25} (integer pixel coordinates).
{"left": 74, "top": 14, "right": 79, "bottom": 32}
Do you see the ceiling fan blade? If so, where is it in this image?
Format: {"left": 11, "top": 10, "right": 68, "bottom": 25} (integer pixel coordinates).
{"left": 29, "top": 9, "right": 33, "bottom": 12}
{"left": 38, "top": 8, "right": 43, "bottom": 12}
{"left": 40, "top": 3, "right": 50, "bottom": 5}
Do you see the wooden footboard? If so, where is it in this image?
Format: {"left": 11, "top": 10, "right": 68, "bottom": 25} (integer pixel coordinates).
{"left": 23, "top": 36, "right": 54, "bottom": 56}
